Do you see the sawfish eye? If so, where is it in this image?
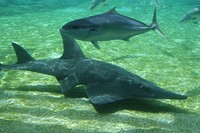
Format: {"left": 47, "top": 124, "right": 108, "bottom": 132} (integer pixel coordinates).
{"left": 90, "top": 28, "right": 98, "bottom": 32}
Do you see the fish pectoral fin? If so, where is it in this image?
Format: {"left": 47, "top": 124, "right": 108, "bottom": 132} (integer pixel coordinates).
{"left": 85, "top": 82, "right": 132, "bottom": 105}
{"left": 123, "top": 37, "right": 130, "bottom": 42}
{"left": 57, "top": 74, "right": 78, "bottom": 94}
{"left": 91, "top": 41, "right": 100, "bottom": 50}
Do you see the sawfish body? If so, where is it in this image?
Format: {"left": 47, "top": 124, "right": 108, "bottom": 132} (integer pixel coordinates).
{"left": 0, "top": 31, "right": 186, "bottom": 104}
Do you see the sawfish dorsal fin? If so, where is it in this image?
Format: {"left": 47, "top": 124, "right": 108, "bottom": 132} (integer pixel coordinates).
{"left": 59, "top": 29, "right": 85, "bottom": 59}
{"left": 12, "top": 42, "right": 35, "bottom": 64}
{"left": 106, "top": 7, "right": 119, "bottom": 14}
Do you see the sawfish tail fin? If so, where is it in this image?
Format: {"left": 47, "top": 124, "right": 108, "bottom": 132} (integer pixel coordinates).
{"left": 12, "top": 42, "right": 35, "bottom": 64}
{"left": 150, "top": 7, "right": 166, "bottom": 38}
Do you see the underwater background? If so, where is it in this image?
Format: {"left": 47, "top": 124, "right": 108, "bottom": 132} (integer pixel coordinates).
{"left": 0, "top": 0, "right": 200, "bottom": 132}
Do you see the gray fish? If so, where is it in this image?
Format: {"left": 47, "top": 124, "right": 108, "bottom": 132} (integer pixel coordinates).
{"left": 179, "top": 6, "right": 200, "bottom": 23}
{"left": 0, "top": 31, "right": 186, "bottom": 105}
{"left": 61, "top": 7, "right": 165, "bottom": 49}
{"left": 151, "top": 0, "right": 164, "bottom": 7}
{"left": 89, "top": 0, "right": 106, "bottom": 10}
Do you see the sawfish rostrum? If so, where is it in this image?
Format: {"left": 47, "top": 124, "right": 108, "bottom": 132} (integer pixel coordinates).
{"left": 0, "top": 31, "right": 186, "bottom": 104}
{"left": 61, "top": 7, "right": 165, "bottom": 49}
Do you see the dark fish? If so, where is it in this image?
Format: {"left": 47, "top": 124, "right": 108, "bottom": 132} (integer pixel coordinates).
{"left": 61, "top": 7, "right": 165, "bottom": 49}
{"left": 0, "top": 31, "right": 186, "bottom": 105}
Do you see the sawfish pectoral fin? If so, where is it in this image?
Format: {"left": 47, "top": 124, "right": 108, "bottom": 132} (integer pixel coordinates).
{"left": 85, "top": 82, "right": 133, "bottom": 105}
{"left": 57, "top": 74, "right": 78, "bottom": 94}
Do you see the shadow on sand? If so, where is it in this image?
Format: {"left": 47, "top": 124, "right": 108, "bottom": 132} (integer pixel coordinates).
{"left": 4, "top": 85, "right": 189, "bottom": 114}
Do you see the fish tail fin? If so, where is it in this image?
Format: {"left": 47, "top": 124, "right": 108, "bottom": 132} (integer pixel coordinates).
{"left": 12, "top": 42, "right": 35, "bottom": 64}
{"left": 150, "top": 7, "right": 166, "bottom": 38}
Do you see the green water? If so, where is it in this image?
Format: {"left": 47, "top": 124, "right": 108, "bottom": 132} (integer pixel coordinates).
{"left": 0, "top": 0, "right": 200, "bottom": 132}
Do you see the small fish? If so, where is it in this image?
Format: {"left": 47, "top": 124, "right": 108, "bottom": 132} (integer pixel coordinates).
{"left": 89, "top": 0, "right": 106, "bottom": 10}
{"left": 0, "top": 31, "right": 186, "bottom": 105}
{"left": 150, "top": 0, "right": 164, "bottom": 7}
{"left": 179, "top": 6, "right": 200, "bottom": 23}
{"left": 61, "top": 7, "right": 165, "bottom": 49}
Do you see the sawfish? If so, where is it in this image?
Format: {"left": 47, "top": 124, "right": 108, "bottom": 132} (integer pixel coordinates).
{"left": 61, "top": 7, "right": 165, "bottom": 49}
{"left": 0, "top": 31, "right": 186, "bottom": 104}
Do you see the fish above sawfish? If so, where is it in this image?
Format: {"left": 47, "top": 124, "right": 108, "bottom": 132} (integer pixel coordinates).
{"left": 89, "top": 0, "right": 107, "bottom": 10}
{"left": 179, "top": 6, "right": 200, "bottom": 24}
{"left": 61, "top": 7, "right": 165, "bottom": 49}
{"left": 0, "top": 30, "right": 186, "bottom": 105}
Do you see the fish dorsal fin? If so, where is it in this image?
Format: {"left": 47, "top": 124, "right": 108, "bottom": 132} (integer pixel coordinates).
{"left": 59, "top": 29, "right": 85, "bottom": 59}
{"left": 106, "top": 7, "right": 119, "bottom": 14}
{"left": 12, "top": 42, "right": 35, "bottom": 64}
